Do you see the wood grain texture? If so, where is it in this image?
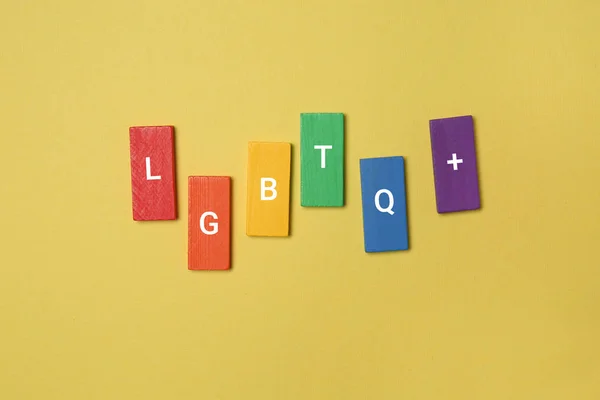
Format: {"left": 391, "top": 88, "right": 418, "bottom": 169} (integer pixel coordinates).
{"left": 300, "top": 113, "right": 344, "bottom": 207}
{"left": 188, "top": 176, "right": 231, "bottom": 270}
{"left": 429, "top": 115, "right": 481, "bottom": 213}
{"left": 129, "top": 126, "right": 177, "bottom": 221}
{"left": 246, "top": 142, "right": 291, "bottom": 237}
{"left": 359, "top": 156, "right": 409, "bottom": 253}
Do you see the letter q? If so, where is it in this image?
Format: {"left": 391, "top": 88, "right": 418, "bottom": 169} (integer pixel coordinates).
{"left": 374, "top": 189, "right": 395, "bottom": 215}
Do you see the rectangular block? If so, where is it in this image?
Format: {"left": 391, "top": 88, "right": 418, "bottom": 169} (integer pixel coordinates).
{"left": 429, "top": 115, "right": 481, "bottom": 213}
{"left": 300, "top": 113, "right": 344, "bottom": 207}
{"left": 188, "top": 176, "right": 231, "bottom": 270}
{"left": 359, "top": 156, "right": 409, "bottom": 253}
{"left": 129, "top": 126, "right": 177, "bottom": 221}
{"left": 246, "top": 142, "right": 291, "bottom": 237}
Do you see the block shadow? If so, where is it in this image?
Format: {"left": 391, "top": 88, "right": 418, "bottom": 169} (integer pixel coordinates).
{"left": 404, "top": 157, "right": 413, "bottom": 252}
{"left": 472, "top": 115, "right": 484, "bottom": 211}
{"left": 173, "top": 126, "right": 180, "bottom": 221}
{"left": 289, "top": 142, "right": 295, "bottom": 236}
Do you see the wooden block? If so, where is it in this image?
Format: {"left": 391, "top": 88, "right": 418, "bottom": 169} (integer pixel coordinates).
{"left": 188, "top": 176, "right": 231, "bottom": 270}
{"left": 429, "top": 115, "right": 481, "bottom": 213}
{"left": 129, "top": 126, "right": 177, "bottom": 221}
{"left": 246, "top": 142, "right": 291, "bottom": 237}
{"left": 300, "top": 113, "right": 344, "bottom": 207}
{"left": 359, "top": 156, "right": 409, "bottom": 253}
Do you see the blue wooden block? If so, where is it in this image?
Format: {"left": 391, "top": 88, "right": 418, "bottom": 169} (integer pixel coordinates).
{"left": 359, "top": 156, "right": 409, "bottom": 253}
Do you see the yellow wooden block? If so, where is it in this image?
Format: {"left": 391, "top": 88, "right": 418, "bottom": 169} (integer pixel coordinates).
{"left": 246, "top": 142, "right": 291, "bottom": 237}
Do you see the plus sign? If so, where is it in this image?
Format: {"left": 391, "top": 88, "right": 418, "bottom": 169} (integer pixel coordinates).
{"left": 447, "top": 153, "right": 463, "bottom": 171}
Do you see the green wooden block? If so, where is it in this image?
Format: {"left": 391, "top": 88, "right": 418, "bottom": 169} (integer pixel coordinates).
{"left": 300, "top": 113, "right": 344, "bottom": 207}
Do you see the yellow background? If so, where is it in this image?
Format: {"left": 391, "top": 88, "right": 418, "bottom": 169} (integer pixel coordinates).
{"left": 1, "top": 1, "right": 600, "bottom": 399}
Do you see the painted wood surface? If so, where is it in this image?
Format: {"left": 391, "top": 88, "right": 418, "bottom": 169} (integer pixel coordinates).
{"left": 359, "top": 156, "right": 409, "bottom": 253}
{"left": 188, "top": 176, "right": 231, "bottom": 270}
{"left": 129, "top": 126, "right": 177, "bottom": 221}
{"left": 246, "top": 142, "right": 291, "bottom": 237}
{"left": 300, "top": 113, "right": 344, "bottom": 207}
{"left": 429, "top": 115, "right": 481, "bottom": 213}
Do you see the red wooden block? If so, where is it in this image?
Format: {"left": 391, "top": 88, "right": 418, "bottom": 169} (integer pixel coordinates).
{"left": 188, "top": 176, "right": 231, "bottom": 270}
{"left": 129, "top": 126, "right": 177, "bottom": 221}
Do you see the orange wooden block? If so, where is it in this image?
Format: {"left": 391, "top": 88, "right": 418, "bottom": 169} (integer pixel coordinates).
{"left": 188, "top": 176, "right": 231, "bottom": 270}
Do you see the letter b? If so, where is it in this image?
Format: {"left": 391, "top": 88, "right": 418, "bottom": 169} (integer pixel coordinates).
{"left": 261, "top": 177, "right": 278, "bottom": 200}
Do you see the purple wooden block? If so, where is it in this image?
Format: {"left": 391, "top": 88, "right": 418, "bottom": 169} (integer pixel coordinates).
{"left": 429, "top": 115, "right": 481, "bottom": 213}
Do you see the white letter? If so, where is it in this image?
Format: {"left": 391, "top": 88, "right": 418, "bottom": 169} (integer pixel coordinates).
{"left": 261, "top": 178, "right": 277, "bottom": 200}
{"left": 200, "top": 212, "right": 219, "bottom": 235}
{"left": 314, "top": 145, "right": 333, "bottom": 168}
{"left": 145, "top": 157, "right": 161, "bottom": 181}
{"left": 374, "top": 189, "right": 395, "bottom": 215}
